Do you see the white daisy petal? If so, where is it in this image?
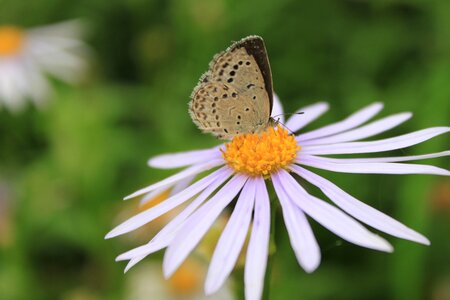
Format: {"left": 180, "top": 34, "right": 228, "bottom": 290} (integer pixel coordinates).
{"left": 285, "top": 102, "right": 329, "bottom": 132}
{"left": 148, "top": 147, "right": 221, "bottom": 169}
{"left": 205, "top": 178, "right": 256, "bottom": 295}
{"left": 106, "top": 166, "right": 232, "bottom": 239}
{"left": 271, "top": 93, "right": 285, "bottom": 123}
{"left": 301, "top": 112, "right": 412, "bottom": 145}
{"left": 297, "top": 151, "right": 450, "bottom": 164}
{"left": 291, "top": 165, "right": 430, "bottom": 244}
{"left": 245, "top": 177, "right": 270, "bottom": 300}
{"left": 163, "top": 175, "right": 248, "bottom": 278}
{"left": 300, "top": 155, "right": 450, "bottom": 176}
{"left": 124, "top": 159, "right": 224, "bottom": 200}
{"left": 274, "top": 170, "right": 393, "bottom": 252}
{"left": 117, "top": 177, "right": 228, "bottom": 262}
{"left": 297, "top": 102, "right": 384, "bottom": 141}
{"left": 301, "top": 127, "right": 450, "bottom": 155}
{"left": 273, "top": 172, "right": 321, "bottom": 272}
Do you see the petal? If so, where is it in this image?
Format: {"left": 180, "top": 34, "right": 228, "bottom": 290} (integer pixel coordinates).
{"left": 121, "top": 240, "right": 168, "bottom": 273}
{"left": 163, "top": 175, "right": 248, "bottom": 278}
{"left": 105, "top": 166, "right": 232, "bottom": 239}
{"left": 139, "top": 174, "right": 196, "bottom": 206}
{"left": 301, "top": 112, "right": 412, "bottom": 145}
{"left": 148, "top": 147, "right": 221, "bottom": 169}
{"left": 272, "top": 172, "right": 321, "bottom": 272}
{"left": 124, "top": 159, "right": 224, "bottom": 199}
{"left": 116, "top": 178, "right": 227, "bottom": 261}
{"left": 245, "top": 177, "right": 270, "bottom": 300}
{"left": 297, "top": 102, "right": 384, "bottom": 141}
{"left": 301, "top": 127, "right": 450, "bottom": 155}
{"left": 285, "top": 102, "right": 329, "bottom": 132}
{"left": 299, "top": 156, "right": 450, "bottom": 176}
{"left": 273, "top": 170, "right": 393, "bottom": 252}
{"left": 291, "top": 165, "right": 429, "bottom": 244}
{"left": 205, "top": 179, "right": 256, "bottom": 295}
{"left": 296, "top": 151, "right": 450, "bottom": 164}
{"left": 271, "top": 93, "right": 285, "bottom": 123}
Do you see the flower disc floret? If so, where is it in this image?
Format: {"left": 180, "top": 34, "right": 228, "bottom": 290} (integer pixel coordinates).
{"left": 0, "top": 26, "right": 24, "bottom": 56}
{"left": 222, "top": 126, "right": 300, "bottom": 177}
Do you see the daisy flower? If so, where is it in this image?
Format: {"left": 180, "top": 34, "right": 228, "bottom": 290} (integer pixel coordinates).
{"left": 106, "top": 96, "right": 450, "bottom": 300}
{"left": 0, "top": 20, "right": 87, "bottom": 112}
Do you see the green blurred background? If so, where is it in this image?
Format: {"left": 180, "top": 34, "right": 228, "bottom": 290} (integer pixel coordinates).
{"left": 0, "top": 0, "right": 449, "bottom": 299}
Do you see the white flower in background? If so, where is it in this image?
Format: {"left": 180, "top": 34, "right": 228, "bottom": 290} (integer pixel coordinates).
{"left": 107, "top": 97, "right": 450, "bottom": 300}
{"left": 0, "top": 21, "right": 87, "bottom": 112}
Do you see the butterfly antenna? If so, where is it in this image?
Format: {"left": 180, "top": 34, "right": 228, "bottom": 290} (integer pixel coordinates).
{"left": 273, "top": 118, "right": 297, "bottom": 135}
{"left": 271, "top": 112, "right": 304, "bottom": 119}
{"left": 271, "top": 112, "right": 304, "bottom": 135}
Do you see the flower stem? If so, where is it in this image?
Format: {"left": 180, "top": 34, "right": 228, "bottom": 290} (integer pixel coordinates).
{"left": 262, "top": 187, "right": 279, "bottom": 300}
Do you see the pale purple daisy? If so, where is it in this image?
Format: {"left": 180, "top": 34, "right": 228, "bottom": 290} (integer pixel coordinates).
{"left": 106, "top": 96, "right": 450, "bottom": 300}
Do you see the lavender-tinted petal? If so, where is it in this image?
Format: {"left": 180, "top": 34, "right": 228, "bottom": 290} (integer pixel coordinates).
{"left": 163, "top": 175, "right": 248, "bottom": 278}
{"left": 148, "top": 147, "right": 221, "bottom": 169}
{"left": 205, "top": 179, "right": 256, "bottom": 295}
{"left": 285, "top": 102, "right": 329, "bottom": 132}
{"left": 273, "top": 172, "right": 321, "bottom": 272}
{"left": 301, "top": 112, "right": 412, "bottom": 145}
{"left": 271, "top": 93, "right": 285, "bottom": 123}
{"left": 273, "top": 170, "right": 393, "bottom": 252}
{"left": 301, "top": 127, "right": 450, "bottom": 155}
{"left": 300, "top": 156, "right": 450, "bottom": 176}
{"left": 124, "top": 159, "right": 224, "bottom": 199}
{"left": 105, "top": 167, "right": 232, "bottom": 239}
{"left": 297, "top": 151, "right": 450, "bottom": 164}
{"left": 297, "top": 102, "right": 383, "bottom": 141}
{"left": 245, "top": 177, "right": 270, "bottom": 300}
{"left": 291, "top": 165, "right": 429, "bottom": 244}
{"left": 117, "top": 176, "right": 229, "bottom": 262}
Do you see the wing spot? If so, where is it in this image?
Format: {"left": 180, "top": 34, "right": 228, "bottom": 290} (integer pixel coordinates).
{"left": 237, "top": 115, "right": 241, "bottom": 119}
{"left": 229, "top": 71, "right": 236, "bottom": 76}
{"left": 233, "top": 64, "right": 239, "bottom": 70}
{"left": 215, "top": 115, "right": 219, "bottom": 120}
{"left": 224, "top": 129, "right": 228, "bottom": 133}
{"left": 253, "top": 96, "right": 256, "bottom": 100}
{"left": 222, "top": 94, "right": 228, "bottom": 98}
{"left": 222, "top": 63, "right": 229, "bottom": 68}
{"left": 212, "top": 109, "right": 216, "bottom": 113}
{"left": 227, "top": 78, "right": 233, "bottom": 83}
{"left": 217, "top": 122, "right": 221, "bottom": 126}
{"left": 232, "top": 92, "right": 237, "bottom": 98}
{"left": 211, "top": 103, "right": 216, "bottom": 107}
{"left": 236, "top": 121, "right": 240, "bottom": 125}
{"left": 245, "top": 61, "right": 251, "bottom": 65}
{"left": 245, "top": 108, "right": 250, "bottom": 111}
{"left": 214, "top": 97, "right": 219, "bottom": 101}
{"left": 247, "top": 84, "right": 255, "bottom": 89}
{"left": 238, "top": 61, "right": 243, "bottom": 65}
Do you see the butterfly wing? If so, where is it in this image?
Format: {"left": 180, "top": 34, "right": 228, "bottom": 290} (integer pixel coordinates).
{"left": 189, "top": 36, "right": 273, "bottom": 139}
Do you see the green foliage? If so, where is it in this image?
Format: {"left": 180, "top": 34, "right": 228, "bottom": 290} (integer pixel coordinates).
{"left": 0, "top": 0, "right": 449, "bottom": 299}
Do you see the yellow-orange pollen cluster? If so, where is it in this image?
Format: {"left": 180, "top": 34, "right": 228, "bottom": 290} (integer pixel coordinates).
{"left": 222, "top": 125, "right": 300, "bottom": 177}
{"left": 0, "top": 26, "right": 24, "bottom": 56}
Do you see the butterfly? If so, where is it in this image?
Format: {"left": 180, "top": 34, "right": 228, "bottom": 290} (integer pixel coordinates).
{"left": 189, "top": 35, "right": 274, "bottom": 140}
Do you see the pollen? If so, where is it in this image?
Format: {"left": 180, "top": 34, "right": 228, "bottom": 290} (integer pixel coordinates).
{"left": 222, "top": 125, "right": 300, "bottom": 177}
{"left": 0, "top": 26, "right": 24, "bottom": 56}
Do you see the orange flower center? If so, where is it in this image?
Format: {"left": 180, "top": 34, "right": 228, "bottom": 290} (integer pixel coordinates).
{"left": 0, "top": 26, "right": 24, "bottom": 56}
{"left": 222, "top": 125, "right": 300, "bottom": 177}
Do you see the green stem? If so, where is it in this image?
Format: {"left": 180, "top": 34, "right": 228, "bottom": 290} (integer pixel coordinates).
{"left": 262, "top": 188, "right": 279, "bottom": 300}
